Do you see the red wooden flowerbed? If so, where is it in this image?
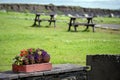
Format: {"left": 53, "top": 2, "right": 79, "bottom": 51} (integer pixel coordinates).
{"left": 12, "top": 63, "right": 52, "bottom": 72}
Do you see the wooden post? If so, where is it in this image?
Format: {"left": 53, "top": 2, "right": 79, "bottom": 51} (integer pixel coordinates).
{"left": 68, "top": 17, "right": 76, "bottom": 31}
{"left": 85, "top": 17, "right": 93, "bottom": 31}
{"left": 49, "top": 14, "right": 56, "bottom": 28}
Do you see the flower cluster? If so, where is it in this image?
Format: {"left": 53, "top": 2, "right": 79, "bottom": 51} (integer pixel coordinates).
{"left": 13, "top": 48, "right": 50, "bottom": 65}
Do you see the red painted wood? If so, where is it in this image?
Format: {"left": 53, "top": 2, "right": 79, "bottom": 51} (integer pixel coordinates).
{"left": 12, "top": 63, "right": 52, "bottom": 72}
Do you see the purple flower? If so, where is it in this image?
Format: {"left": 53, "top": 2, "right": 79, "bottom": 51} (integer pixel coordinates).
{"left": 41, "top": 50, "right": 47, "bottom": 57}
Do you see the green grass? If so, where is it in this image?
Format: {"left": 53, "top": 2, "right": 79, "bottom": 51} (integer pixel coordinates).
{"left": 94, "top": 17, "right": 120, "bottom": 24}
{"left": 0, "top": 11, "right": 120, "bottom": 71}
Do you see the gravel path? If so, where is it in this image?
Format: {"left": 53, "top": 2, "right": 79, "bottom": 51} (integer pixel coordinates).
{"left": 95, "top": 24, "right": 120, "bottom": 30}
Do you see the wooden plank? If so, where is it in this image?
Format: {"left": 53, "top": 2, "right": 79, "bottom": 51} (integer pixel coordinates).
{"left": 44, "top": 64, "right": 87, "bottom": 75}
{"left": 73, "top": 23, "right": 95, "bottom": 26}
{"left": 0, "top": 64, "right": 87, "bottom": 80}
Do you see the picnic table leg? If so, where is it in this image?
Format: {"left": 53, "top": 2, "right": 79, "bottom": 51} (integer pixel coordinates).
{"left": 33, "top": 20, "right": 36, "bottom": 26}
{"left": 33, "top": 16, "right": 38, "bottom": 26}
{"left": 49, "top": 21, "right": 52, "bottom": 26}
{"left": 92, "top": 25, "right": 95, "bottom": 32}
{"left": 85, "top": 26, "right": 89, "bottom": 31}
{"left": 33, "top": 13, "right": 41, "bottom": 27}
{"left": 68, "top": 18, "right": 76, "bottom": 31}
{"left": 91, "top": 19, "right": 93, "bottom": 23}
{"left": 68, "top": 24, "right": 71, "bottom": 31}
{"left": 38, "top": 21, "right": 41, "bottom": 27}
{"left": 68, "top": 18, "right": 72, "bottom": 31}
{"left": 49, "top": 15, "right": 55, "bottom": 27}
{"left": 49, "top": 18, "right": 52, "bottom": 26}
{"left": 85, "top": 18, "right": 92, "bottom": 31}
{"left": 74, "top": 25, "right": 78, "bottom": 32}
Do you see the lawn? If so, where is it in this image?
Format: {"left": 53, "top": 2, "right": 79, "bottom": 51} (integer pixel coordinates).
{"left": 0, "top": 11, "right": 120, "bottom": 71}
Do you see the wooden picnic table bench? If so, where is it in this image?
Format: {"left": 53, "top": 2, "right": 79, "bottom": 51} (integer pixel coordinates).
{"left": 33, "top": 13, "right": 56, "bottom": 27}
{"left": 68, "top": 16, "right": 95, "bottom": 32}
{"left": 0, "top": 64, "right": 88, "bottom": 80}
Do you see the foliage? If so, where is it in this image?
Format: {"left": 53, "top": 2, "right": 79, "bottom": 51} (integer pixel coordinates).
{"left": 13, "top": 48, "right": 50, "bottom": 65}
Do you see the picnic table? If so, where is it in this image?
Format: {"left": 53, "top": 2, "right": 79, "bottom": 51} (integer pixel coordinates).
{"left": 68, "top": 16, "right": 95, "bottom": 32}
{"left": 33, "top": 13, "right": 56, "bottom": 27}
{"left": 0, "top": 64, "right": 88, "bottom": 80}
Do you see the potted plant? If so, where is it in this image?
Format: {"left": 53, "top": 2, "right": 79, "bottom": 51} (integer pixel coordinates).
{"left": 12, "top": 48, "right": 52, "bottom": 72}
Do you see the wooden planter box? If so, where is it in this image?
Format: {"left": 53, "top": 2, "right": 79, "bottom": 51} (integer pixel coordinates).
{"left": 12, "top": 63, "right": 52, "bottom": 72}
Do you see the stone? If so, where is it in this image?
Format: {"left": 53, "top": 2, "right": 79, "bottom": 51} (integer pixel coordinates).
{"left": 87, "top": 55, "right": 120, "bottom": 80}
{"left": 0, "top": 64, "right": 87, "bottom": 80}
{"left": 0, "top": 4, "right": 120, "bottom": 17}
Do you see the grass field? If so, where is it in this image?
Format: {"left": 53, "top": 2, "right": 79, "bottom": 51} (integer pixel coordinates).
{"left": 0, "top": 11, "right": 120, "bottom": 71}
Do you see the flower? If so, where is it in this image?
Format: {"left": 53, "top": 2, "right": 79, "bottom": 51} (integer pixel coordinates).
{"left": 13, "top": 48, "right": 50, "bottom": 65}
{"left": 20, "top": 49, "right": 28, "bottom": 57}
